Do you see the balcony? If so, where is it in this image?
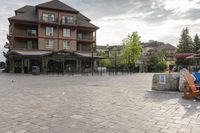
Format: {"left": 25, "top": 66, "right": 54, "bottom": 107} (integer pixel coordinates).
{"left": 14, "top": 40, "right": 38, "bottom": 50}
{"left": 40, "top": 16, "right": 58, "bottom": 26}
{"left": 13, "top": 29, "right": 37, "bottom": 40}
{"left": 60, "top": 19, "right": 77, "bottom": 27}
{"left": 77, "top": 44, "right": 93, "bottom": 52}
{"left": 77, "top": 33, "right": 94, "bottom": 43}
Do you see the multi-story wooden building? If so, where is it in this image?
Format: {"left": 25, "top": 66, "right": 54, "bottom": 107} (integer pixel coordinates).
{"left": 6, "top": 0, "right": 99, "bottom": 73}
{"left": 136, "top": 41, "right": 176, "bottom": 72}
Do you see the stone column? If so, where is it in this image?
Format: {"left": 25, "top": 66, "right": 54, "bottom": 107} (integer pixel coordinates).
{"left": 9, "top": 57, "right": 14, "bottom": 73}
{"left": 21, "top": 59, "right": 24, "bottom": 73}
{"left": 76, "top": 60, "right": 82, "bottom": 73}
{"left": 42, "top": 57, "right": 48, "bottom": 74}
{"left": 27, "top": 59, "right": 30, "bottom": 73}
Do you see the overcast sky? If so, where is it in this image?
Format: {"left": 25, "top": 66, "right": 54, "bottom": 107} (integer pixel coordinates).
{"left": 1, "top": 0, "right": 200, "bottom": 61}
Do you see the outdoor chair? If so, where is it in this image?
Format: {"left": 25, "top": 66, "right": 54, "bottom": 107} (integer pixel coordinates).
{"left": 182, "top": 69, "right": 200, "bottom": 99}
{"left": 193, "top": 72, "right": 200, "bottom": 85}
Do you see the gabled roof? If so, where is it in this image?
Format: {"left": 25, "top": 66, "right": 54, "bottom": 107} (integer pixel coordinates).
{"left": 36, "top": 0, "right": 78, "bottom": 13}
{"left": 142, "top": 41, "right": 176, "bottom": 50}
{"left": 9, "top": 0, "right": 98, "bottom": 29}
{"left": 77, "top": 14, "right": 99, "bottom": 29}
{"left": 9, "top": 6, "right": 37, "bottom": 22}
{"left": 15, "top": 5, "right": 34, "bottom": 13}
{"left": 79, "top": 13, "right": 91, "bottom": 22}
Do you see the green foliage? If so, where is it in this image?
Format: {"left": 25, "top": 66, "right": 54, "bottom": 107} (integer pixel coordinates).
{"left": 148, "top": 50, "right": 168, "bottom": 72}
{"left": 122, "top": 32, "right": 142, "bottom": 66}
{"left": 97, "top": 50, "right": 108, "bottom": 57}
{"left": 101, "top": 59, "right": 111, "bottom": 67}
{"left": 97, "top": 50, "right": 111, "bottom": 67}
{"left": 177, "top": 27, "right": 194, "bottom": 53}
{"left": 175, "top": 59, "right": 189, "bottom": 66}
{"left": 193, "top": 34, "right": 200, "bottom": 52}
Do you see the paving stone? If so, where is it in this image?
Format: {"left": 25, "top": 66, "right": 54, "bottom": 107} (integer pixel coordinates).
{"left": 0, "top": 73, "right": 200, "bottom": 132}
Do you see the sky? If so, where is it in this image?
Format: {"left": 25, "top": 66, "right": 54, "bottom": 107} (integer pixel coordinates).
{"left": 1, "top": 0, "right": 200, "bottom": 61}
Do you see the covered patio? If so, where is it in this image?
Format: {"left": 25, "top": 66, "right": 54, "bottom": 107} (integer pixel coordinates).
{"left": 7, "top": 50, "right": 104, "bottom": 74}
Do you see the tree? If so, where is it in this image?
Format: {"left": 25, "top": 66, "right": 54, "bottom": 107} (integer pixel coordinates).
{"left": 148, "top": 50, "right": 167, "bottom": 72}
{"left": 122, "top": 32, "right": 142, "bottom": 67}
{"left": 193, "top": 34, "right": 200, "bottom": 52}
{"left": 96, "top": 50, "right": 111, "bottom": 67}
{"left": 177, "top": 27, "right": 194, "bottom": 53}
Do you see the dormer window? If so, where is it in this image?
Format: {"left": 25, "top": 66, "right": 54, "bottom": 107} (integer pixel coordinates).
{"left": 42, "top": 13, "right": 55, "bottom": 22}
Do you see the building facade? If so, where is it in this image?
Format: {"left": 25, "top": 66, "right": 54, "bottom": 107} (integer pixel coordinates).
{"left": 5, "top": 0, "right": 99, "bottom": 73}
{"left": 136, "top": 41, "right": 176, "bottom": 72}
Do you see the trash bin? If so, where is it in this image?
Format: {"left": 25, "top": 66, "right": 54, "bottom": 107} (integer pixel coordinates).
{"left": 152, "top": 73, "right": 179, "bottom": 91}
{"left": 32, "top": 66, "right": 40, "bottom": 75}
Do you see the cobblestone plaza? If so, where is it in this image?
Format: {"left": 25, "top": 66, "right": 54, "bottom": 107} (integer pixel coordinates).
{"left": 0, "top": 73, "right": 200, "bottom": 133}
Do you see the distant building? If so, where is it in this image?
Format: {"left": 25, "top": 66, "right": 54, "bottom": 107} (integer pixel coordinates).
{"left": 97, "top": 41, "right": 176, "bottom": 71}
{"left": 5, "top": 0, "right": 99, "bottom": 73}
{"left": 137, "top": 41, "right": 176, "bottom": 72}
{"left": 96, "top": 45, "right": 123, "bottom": 57}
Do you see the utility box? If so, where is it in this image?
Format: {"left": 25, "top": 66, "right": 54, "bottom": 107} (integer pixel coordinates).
{"left": 152, "top": 74, "right": 179, "bottom": 91}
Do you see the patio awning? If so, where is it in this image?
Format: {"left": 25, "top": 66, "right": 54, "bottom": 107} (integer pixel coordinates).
{"left": 176, "top": 53, "right": 194, "bottom": 59}
{"left": 9, "top": 50, "right": 52, "bottom": 56}
{"left": 74, "top": 52, "right": 105, "bottom": 59}
{"left": 186, "top": 53, "right": 200, "bottom": 59}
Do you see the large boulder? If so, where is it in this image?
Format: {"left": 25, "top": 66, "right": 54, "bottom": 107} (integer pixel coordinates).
{"left": 152, "top": 73, "right": 179, "bottom": 91}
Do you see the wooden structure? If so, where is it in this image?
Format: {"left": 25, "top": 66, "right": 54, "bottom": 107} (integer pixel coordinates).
{"left": 182, "top": 69, "right": 200, "bottom": 99}
{"left": 5, "top": 0, "right": 100, "bottom": 74}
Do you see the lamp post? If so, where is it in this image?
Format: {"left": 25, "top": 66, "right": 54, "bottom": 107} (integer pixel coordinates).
{"left": 91, "top": 45, "right": 95, "bottom": 76}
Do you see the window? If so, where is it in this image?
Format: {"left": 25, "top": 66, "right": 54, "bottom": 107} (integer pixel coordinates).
{"left": 27, "top": 30, "right": 36, "bottom": 36}
{"left": 27, "top": 41, "right": 32, "bottom": 49}
{"left": 63, "top": 28, "right": 70, "bottom": 37}
{"left": 62, "top": 16, "right": 74, "bottom": 24}
{"left": 42, "top": 13, "right": 55, "bottom": 22}
{"left": 77, "top": 33, "right": 82, "bottom": 39}
{"left": 63, "top": 40, "right": 70, "bottom": 49}
{"left": 46, "top": 27, "right": 54, "bottom": 36}
{"left": 46, "top": 40, "right": 54, "bottom": 49}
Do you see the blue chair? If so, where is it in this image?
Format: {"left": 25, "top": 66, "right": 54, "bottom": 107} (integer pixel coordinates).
{"left": 193, "top": 72, "right": 200, "bottom": 90}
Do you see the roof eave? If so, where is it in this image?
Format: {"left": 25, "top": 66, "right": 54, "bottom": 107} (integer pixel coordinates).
{"left": 8, "top": 19, "right": 38, "bottom": 24}
{"left": 78, "top": 26, "right": 99, "bottom": 30}
{"left": 35, "top": 6, "right": 79, "bottom": 14}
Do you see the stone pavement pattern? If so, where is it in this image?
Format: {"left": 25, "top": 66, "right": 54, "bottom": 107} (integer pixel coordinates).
{"left": 0, "top": 73, "right": 200, "bottom": 133}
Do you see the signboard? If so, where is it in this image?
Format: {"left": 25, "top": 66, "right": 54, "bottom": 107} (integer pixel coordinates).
{"left": 159, "top": 75, "right": 166, "bottom": 84}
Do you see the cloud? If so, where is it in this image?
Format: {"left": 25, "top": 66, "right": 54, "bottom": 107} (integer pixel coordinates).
{"left": 184, "top": 8, "right": 200, "bottom": 20}
{"left": 0, "top": 0, "right": 200, "bottom": 61}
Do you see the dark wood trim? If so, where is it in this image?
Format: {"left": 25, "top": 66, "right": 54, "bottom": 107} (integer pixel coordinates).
{"left": 14, "top": 35, "right": 38, "bottom": 40}
{"left": 77, "top": 39, "right": 95, "bottom": 43}
{"left": 39, "top": 36, "right": 76, "bottom": 40}
{"left": 36, "top": 7, "right": 79, "bottom": 14}
{"left": 77, "top": 27, "right": 97, "bottom": 31}
{"left": 10, "top": 20, "right": 38, "bottom": 25}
